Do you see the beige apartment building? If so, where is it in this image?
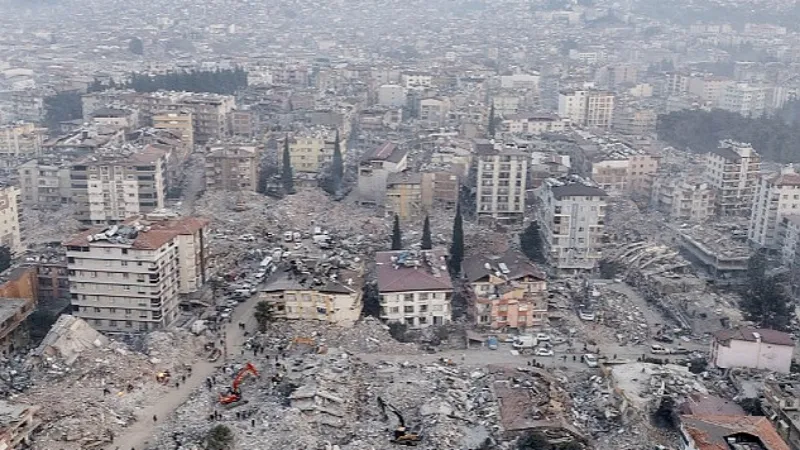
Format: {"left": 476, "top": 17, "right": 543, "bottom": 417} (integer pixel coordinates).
{"left": 18, "top": 159, "right": 71, "bottom": 209}
{"left": 537, "top": 178, "right": 608, "bottom": 275}
{"left": 749, "top": 166, "right": 800, "bottom": 249}
{"left": 0, "top": 123, "right": 44, "bottom": 158}
{"left": 612, "top": 106, "right": 657, "bottom": 136}
{"left": 205, "top": 145, "right": 259, "bottom": 192}
{"left": 357, "top": 142, "right": 408, "bottom": 207}
{"left": 704, "top": 140, "right": 761, "bottom": 216}
{"left": 64, "top": 216, "right": 209, "bottom": 333}
{"left": 474, "top": 140, "right": 528, "bottom": 225}
{"left": 0, "top": 187, "right": 22, "bottom": 255}
{"left": 590, "top": 148, "right": 659, "bottom": 197}
{"left": 71, "top": 146, "right": 167, "bottom": 225}
{"left": 153, "top": 111, "right": 194, "bottom": 159}
{"left": 280, "top": 130, "right": 347, "bottom": 174}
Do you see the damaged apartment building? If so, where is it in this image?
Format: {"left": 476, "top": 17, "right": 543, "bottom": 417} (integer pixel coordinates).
{"left": 536, "top": 177, "right": 608, "bottom": 276}
{"left": 258, "top": 257, "right": 365, "bottom": 327}
{"left": 464, "top": 250, "right": 548, "bottom": 329}
{"left": 64, "top": 215, "right": 209, "bottom": 333}
{"left": 0, "top": 401, "right": 39, "bottom": 449}
{"left": 376, "top": 249, "right": 453, "bottom": 328}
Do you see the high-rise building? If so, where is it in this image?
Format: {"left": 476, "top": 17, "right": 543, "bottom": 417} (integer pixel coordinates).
{"left": 475, "top": 140, "right": 528, "bottom": 225}
{"left": 152, "top": 111, "right": 194, "bottom": 160}
{"left": 704, "top": 140, "right": 761, "bottom": 216}
{"left": 537, "top": 178, "right": 608, "bottom": 275}
{"left": 279, "top": 129, "right": 346, "bottom": 174}
{"left": 64, "top": 216, "right": 209, "bottom": 333}
{"left": 70, "top": 146, "right": 167, "bottom": 225}
{"left": 18, "top": 159, "right": 71, "bottom": 209}
{"left": 204, "top": 145, "right": 260, "bottom": 192}
{"left": 557, "top": 90, "right": 614, "bottom": 129}
{"left": 749, "top": 165, "right": 800, "bottom": 249}
{"left": 717, "top": 83, "right": 767, "bottom": 118}
{"left": 0, "top": 123, "right": 44, "bottom": 158}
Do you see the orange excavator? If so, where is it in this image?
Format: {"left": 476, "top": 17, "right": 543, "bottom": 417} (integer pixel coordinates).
{"left": 219, "top": 362, "right": 259, "bottom": 405}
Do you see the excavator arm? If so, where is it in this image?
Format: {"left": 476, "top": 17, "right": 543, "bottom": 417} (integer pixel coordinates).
{"left": 220, "top": 362, "right": 258, "bottom": 405}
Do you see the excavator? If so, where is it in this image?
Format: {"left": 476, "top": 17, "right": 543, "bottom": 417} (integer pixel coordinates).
{"left": 219, "top": 362, "right": 259, "bottom": 406}
{"left": 377, "top": 397, "right": 423, "bottom": 446}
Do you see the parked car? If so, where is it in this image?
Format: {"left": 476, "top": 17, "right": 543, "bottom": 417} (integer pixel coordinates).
{"left": 583, "top": 354, "right": 599, "bottom": 368}
{"left": 534, "top": 348, "right": 554, "bottom": 357}
{"left": 487, "top": 336, "right": 499, "bottom": 350}
{"left": 654, "top": 334, "right": 674, "bottom": 343}
{"left": 650, "top": 344, "right": 669, "bottom": 354}
{"left": 535, "top": 333, "right": 551, "bottom": 342}
{"left": 579, "top": 310, "right": 596, "bottom": 321}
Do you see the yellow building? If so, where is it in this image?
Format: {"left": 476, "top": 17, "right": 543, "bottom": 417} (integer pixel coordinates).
{"left": 386, "top": 172, "right": 424, "bottom": 220}
{"left": 153, "top": 111, "right": 194, "bottom": 161}
{"left": 280, "top": 130, "right": 347, "bottom": 174}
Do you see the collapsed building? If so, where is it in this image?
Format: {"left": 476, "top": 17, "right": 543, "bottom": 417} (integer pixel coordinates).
{"left": 259, "top": 257, "right": 365, "bottom": 327}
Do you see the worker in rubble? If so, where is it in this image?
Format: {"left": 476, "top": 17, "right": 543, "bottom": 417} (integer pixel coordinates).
{"left": 153, "top": 414, "right": 158, "bottom": 423}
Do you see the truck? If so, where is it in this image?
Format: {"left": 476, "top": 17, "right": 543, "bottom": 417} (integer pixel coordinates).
{"left": 512, "top": 335, "right": 538, "bottom": 349}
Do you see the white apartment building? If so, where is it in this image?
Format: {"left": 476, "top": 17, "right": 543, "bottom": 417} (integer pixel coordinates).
{"left": 557, "top": 90, "right": 614, "bottom": 129}
{"left": 499, "top": 73, "right": 540, "bottom": 90}
{"left": 537, "top": 178, "right": 608, "bottom": 275}
{"left": 71, "top": 146, "right": 167, "bottom": 225}
{"left": 64, "top": 216, "right": 209, "bottom": 333}
{"left": 357, "top": 142, "right": 408, "bottom": 207}
{"left": 501, "top": 114, "right": 566, "bottom": 135}
{"left": 749, "top": 166, "right": 800, "bottom": 249}
{"left": 687, "top": 75, "right": 733, "bottom": 104}
{"left": 400, "top": 72, "right": 432, "bottom": 90}
{"left": 376, "top": 250, "right": 453, "bottom": 328}
{"left": 778, "top": 215, "right": 800, "bottom": 268}
{"left": 475, "top": 140, "right": 528, "bottom": 225}
{"left": 704, "top": 140, "right": 761, "bottom": 216}
{"left": 0, "top": 187, "right": 22, "bottom": 255}
{"left": 418, "top": 98, "right": 450, "bottom": 127}
{"left": 651, "top": 178, "right": 716, "bottom": 223}
{"left": 717, "top": 83, "right": 767, "bottom": 118}
{"left": 377, "top": 85, "right": 406, "bottom": 108}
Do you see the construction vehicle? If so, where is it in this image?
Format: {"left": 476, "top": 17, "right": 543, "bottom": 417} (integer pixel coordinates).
{"left": 219, "top": 362, "right": 259, "bottom": 405}
{"left": 377, "top": 397, "right": 422, "bottom": 446}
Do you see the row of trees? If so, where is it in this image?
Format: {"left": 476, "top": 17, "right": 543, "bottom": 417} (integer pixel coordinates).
{"left": 126, "top": 68, "right": 248, "bottom": 95}
{"left": 656, "top": 108, "right": 800, "bottom": 164}
{"left": 391, "top": 215, "right": 434, "bottom": 251}
{"left": 739, "top": 250, "right": 792, "bottom": 331}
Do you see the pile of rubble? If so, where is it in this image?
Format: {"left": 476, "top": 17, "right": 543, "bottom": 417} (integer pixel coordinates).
{"left": 254, "top": 316, "right": 420, "bottom": 355}
{"left": 150, "top": 346, "right": 582, "bottom": 450}
{"left": 18, "top": 316, "right": 207, "bottom": 450}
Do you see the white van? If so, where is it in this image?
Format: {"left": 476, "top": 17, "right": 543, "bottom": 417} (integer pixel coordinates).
{"left": 512, "top": 336, "right": 538, "bottom": 349}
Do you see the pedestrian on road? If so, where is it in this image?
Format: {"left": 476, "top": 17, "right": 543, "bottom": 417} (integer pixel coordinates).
{"left": 251, "top": 418, "right": 255, "bottom": 427}
{"left": 153, "top": 415, "right": 158, "bottom": 423}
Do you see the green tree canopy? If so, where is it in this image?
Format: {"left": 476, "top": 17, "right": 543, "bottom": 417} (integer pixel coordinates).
{"left": 448, "top": 205, "right": 464, "bottom": 276}
{"left": 421, "top": 215, "right": 433, "bottom": 250}
{"left": 391, "top": 214, "right": 403, "bottom": 250}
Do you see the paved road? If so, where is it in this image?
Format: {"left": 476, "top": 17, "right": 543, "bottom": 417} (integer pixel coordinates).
{"left": 105, "top": 293, "right": 260, "bottom": 450}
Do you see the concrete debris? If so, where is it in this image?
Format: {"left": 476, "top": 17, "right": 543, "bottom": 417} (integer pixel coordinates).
{"left": 18, "top": 320, "right": 207, "bottom": 450}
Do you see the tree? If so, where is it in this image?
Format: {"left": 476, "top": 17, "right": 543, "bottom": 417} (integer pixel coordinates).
{"left": 0, "top": 246, "right": 11, "bottom": 273}
{"left": 421, "top": 215, "right": 433, "bottom": 250}
{"left": 738, "top": 398, "right": 765, "bottom": 416}
{"left": 361, "top": 282, "right": 380, "bottom": 318}
{"left": 253, "top": 301, "right": 275, "bottom": 332}
{"left": 519, "top": 221, "right": 545, "bottom": 264}
{"left": 329, "top": 130, "right": 344, "bottom": 194}
{"left": 281, "top": 136, "right": 294, "bottom": 195}
{"left": 391, "top": 214, "right": 403, "bottom": 250}
{"left": 206, "top": 424, "right": 234, "bottom": 450}
{"left": 739, "top": 275, "right": 791, "bottom": 331}
{"left": 488, "top": 102, "right": 496, "bottom": 138}
{"left": 44, "top": 91, "right": 83, "bottom": 130}
{"left": 740, "top": 250, "right": 792, "bottom": 331}
{"left": 448, "top": 205, "right": 464, "bottom": 276}
{"left": 128, "top": 37, "right": 144, "bottom": 55}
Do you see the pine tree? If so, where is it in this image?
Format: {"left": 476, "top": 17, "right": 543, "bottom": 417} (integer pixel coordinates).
{"left": 391, "top": 214, "right": 403, "bottom": 250}
{"left": 421, "top": 215, "right": 433, "bottom": 250}
{"left": 520, "top": 221, "right": 545, "bottom": 264}
{"left": 488, "top": 102, "right": 496, "bottom": 138}
{"left": 448, "top": 205, "right": 464, "bottom": 276}
{"left": 331, "top": 130, "right": 344, "bottom": 194}
{"left": 281, "top": 136, "right": 294, "bottom": 195}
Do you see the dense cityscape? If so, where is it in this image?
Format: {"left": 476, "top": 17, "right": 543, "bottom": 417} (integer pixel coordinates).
{"left": 0, "top": 0, "right": 800, "bottom": 449}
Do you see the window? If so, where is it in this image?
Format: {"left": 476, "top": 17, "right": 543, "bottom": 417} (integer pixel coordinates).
{"left": 389, "top": 307, "right": 400, "bottom": 314}
{"left": 94, "top": 307, "right": 101, "bottom": 313}
{"left": 419, "top": 305, "right": 428, "bottom": 313}
{"left": 432, "top": 305, "right": 443, "bottom": 312}
{"left": 404, "top": 305, "right": 414, "bottom": 313}
{"left": 418, "top": 317, "right": 428, "bottom": 325}
{"left": 125, "top": 321, "right": 133, "bottom": 328}
{"left": 404, "top": 294, "right": 414, "bottom": 302}
{"left": 418, "top": 293, "right": 429, "bottom": 301}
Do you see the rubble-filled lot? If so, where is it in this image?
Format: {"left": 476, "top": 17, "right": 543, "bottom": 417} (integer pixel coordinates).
{"left": 12, "top": 316, "right": 208, "bottom": 450}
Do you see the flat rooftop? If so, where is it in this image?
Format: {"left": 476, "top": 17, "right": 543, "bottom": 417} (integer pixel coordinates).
{"left": 0, "top": 298, "right": 27, "bottom": 325}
